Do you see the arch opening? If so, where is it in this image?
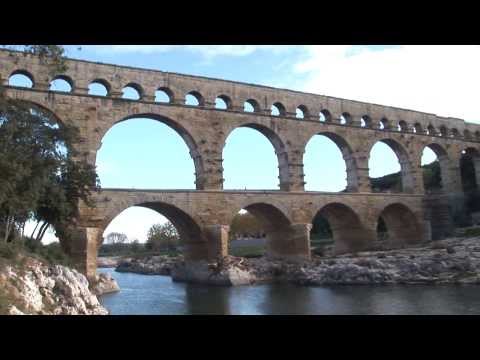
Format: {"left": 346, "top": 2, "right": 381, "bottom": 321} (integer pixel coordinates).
{"left": 228, "top": 203, "right": 292, "bottom": 259}
{"left": 101, "top": 203, "right": 207, "bottom": 261}
{"left": 296, "top": 105, "right": 309, "bottom": 119}
{"left": 185, "top": 91, "right": 204, "bottom": 107}
{"left": 215, "top": 95, "right": 231, "bottom": 110}
{"left": 243, "top": 99, "right": 260, "bottom": 113}
{"left": 49, "top": 76, "right": 73, "bottom": 92}
{"left": 379, "top": 117, "right": 389, "bottom": 130}
{"left": 88, "top": 79, "right": 110, "bottom": 96}
{"left": 311, "top": 203, "right": 370, "bottom": 255}
{"left": 122, "top": 84, "right": 142, "bottom": 100}
{"left": 8, "top": 70, "right": 34, "bottom": 88}
{"left": 155, "top": 88, "right": 173, "bottom": 103}
{"left": 413, "top": 123, "right": 422, "bottom": 134}
{"left": 222, "top": 125, "right": 287, "bottom": 190}
{"left": 271, "top": 102, "right": 286, "bottom": 117}
{"left": 303, "top": 132, "right": 354, "bottom": 192}
{"left": 398, "top": 120, "right": 408, "bottom": 132}
{"left": 369, "top": 139, "right": 414, "bottom": 193}
{"left": 340, "top": 112, "right": 352, "bottom": 125}
{"left": 96, "top": 115, "right": 202, "bottom": 190}
{"left": 319, "top": 109, "right": 332, "bottom": 123}
{"left": 422, "top": 144, "right": 447, "bottom": 193}
{"left": 377, "top": 203, "right": 422, "bottom": 247}
{"left": 461, "top": 148, "right": 479, "bottom": 192}
{"left": 361, "top": 115, "right": 372, "bottom": 128}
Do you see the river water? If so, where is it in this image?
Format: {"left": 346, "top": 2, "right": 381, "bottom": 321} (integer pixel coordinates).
{"left": 98, "top": 268, "right": 480, "bottom": 315}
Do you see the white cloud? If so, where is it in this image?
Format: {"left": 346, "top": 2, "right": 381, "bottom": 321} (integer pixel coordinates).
{"left": 291, "top": 45, "right": 480, "bottom": 123}
{"left": 91, "top": 45, "right": 297, "bottom": 59}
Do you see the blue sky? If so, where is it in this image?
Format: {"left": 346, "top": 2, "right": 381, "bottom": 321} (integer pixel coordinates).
{"left": 11, "top": 45, "right": 480, "bottom": 243}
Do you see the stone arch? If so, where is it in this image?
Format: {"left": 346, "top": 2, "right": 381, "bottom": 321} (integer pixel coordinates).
{"left": 427, "top": 124, "right": 436, "bottom": 135}
{"left": 376, "top": 203, "right": 423, "bottom": 246}
{"left": 461, "top": 147, "right": 480, "bottom": 191}
{"left": 49, "top": 74, "right": 74, "bottom": 92}
{"left": 464, "top": 129, "right": 472, "bottom": 140}
{"left": 185, "top": 90, "right": 205, "bottom": 107}
{"left": 244, "top": 98, "right": 261, "bottom": 113}
{"left": 296, "top": 104, "right": 309, "bottom": 119}
{"left": 215, "top": 94, "right": 232, "bottom": 110}
{"left": 304, "top": 132, "right": 359, "bottom": 192}
{"left": 439, "top": 125, "right": 448, "bottom": 137}
{"left": 271, "top": 102, "right": 286, "bottom": 116}
{"left": 9, "top": 69, "right": 35, "bottom": 88}
{"left": 398, "top": 120, "right": 408, "bottom": 132}
{"left": 155, "top": 87, "right": 174, "bottom": 103}
{"left": 101, "top": 198, "right": 208, "bottom": 261}
{"left": 422, "top": 143, "right": 449, "bottom": 192}
{"left": 420, "top": 143, "right": 453, "bottom": 190}
{"left": 361, "top": 115, "right": 372, "bottom": 128}
{"left": 222, "top": 123, "right": 290, "bottom": 190}
{"left": 314, "top": 202, "right": 372, "bottom": 254}
{"left": 88, "top": 79, "right": 111, "bottom": 96}
{"left": 97, "top": 112, "right": 206, "bottom": 190}
{"left": 319, "top": 109, "right": 332, "bottom": 122}
{"left": 379, "top": 117, "right": 390, "bottom": 130}
{"left": 122, "top": 82, "right": 143, "bottom": 100}
{"left": 413, "top": 123, "right": 423, "bottom": 134}
{"left": 229, "top": 201, "right": 295, "bottom": 259}
{"left": 340, "top": 112, "right": 353, "bottom": 125}
{"left": 369, "top": 138, "right": 415, "bottom": 193}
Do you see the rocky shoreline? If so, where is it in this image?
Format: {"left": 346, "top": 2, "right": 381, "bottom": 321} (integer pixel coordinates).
{"left": 113, "top": 236, "right": 480, "bottom": 286}
{"left": 1, "top": 257, "right": 119, "bottom": 315}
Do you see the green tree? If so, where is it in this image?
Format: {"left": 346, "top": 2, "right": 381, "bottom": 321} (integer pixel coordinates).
{"left": 146, "top": 222, "right": 179, "bottom": 251}
{"left": 229, "top": 212, "right": 265, "bottom": 239}
{"left": 0, "top": 45, "right": 99, "bottom": 243}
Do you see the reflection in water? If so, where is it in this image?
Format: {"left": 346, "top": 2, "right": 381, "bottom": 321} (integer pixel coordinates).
{"left": 98, "top": 268, "right": 480, "bottom": 315}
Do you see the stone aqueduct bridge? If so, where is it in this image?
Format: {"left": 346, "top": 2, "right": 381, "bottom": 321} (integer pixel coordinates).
{"left": 2, "top": 49, "right": 480, "bottom": 279}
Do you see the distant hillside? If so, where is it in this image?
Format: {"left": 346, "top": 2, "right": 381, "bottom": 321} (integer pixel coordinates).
{"left": 370, "top": 161, "right": 441, "bottom": 192}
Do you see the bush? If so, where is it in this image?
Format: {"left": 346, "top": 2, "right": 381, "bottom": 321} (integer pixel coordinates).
{"left": 0, "top": 242, "right": 21, "bottom": 260}
{"left": 464, "top": 227, "right": 480, "bottom": 238}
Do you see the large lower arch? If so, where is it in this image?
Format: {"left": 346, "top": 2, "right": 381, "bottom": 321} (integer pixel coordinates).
{"left": 229, "top": 202, "right": 299, "bottom": 260}
{"left": 314, "top": 203, "right": 373, "bottom": 254}
{"left": 101, "top": 200, "right": 209, "bottom": 261}
{"left": 222, "top": 123, "right": 289, "bottom": 190}
{"left": 96, "top": 113, "right": 206, "bottom": 190}
{"left": 369, "top": 139, "right": 415, "bottom": 193}
{"left": 303, "top": 132, "right": 359, "bottom": 192}
{"left": 377, "top": 203, "right": 423, "bottom": 247}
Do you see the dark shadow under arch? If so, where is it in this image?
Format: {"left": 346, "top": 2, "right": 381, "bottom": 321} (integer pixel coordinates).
{"left": 377, "top": 203, "right": 423, "bottom": 246}
{"left": 314, "top": 203, "right": 372, "bottom": 254}
{"left": 238, "top": 202, "right": 294, "bottom": 259}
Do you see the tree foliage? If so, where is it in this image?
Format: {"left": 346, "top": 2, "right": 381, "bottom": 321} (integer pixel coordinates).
{"left": 0, "top": 45, "right": 100, "bottom": 243}
{"left": 229, "top": 212, "right": 265, "bottom": 239}
{"left": 146, "top": 222, "right": 179, "bottom": 251}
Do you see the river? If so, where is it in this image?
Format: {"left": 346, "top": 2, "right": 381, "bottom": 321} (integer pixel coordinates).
{"left": 98, "top": 268, "right": 480, "bottom": 315}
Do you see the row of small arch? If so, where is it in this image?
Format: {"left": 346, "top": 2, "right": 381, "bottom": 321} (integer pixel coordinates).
{"left": 7, "top": 70, "right": 480, "bottom": 141}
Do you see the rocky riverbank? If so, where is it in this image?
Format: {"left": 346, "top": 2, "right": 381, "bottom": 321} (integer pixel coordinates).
{"left": 0, "top": 256, "right": 119, "bottom": 315}
{"left": 114, "top": 236, "right": 480, "bottom": 286}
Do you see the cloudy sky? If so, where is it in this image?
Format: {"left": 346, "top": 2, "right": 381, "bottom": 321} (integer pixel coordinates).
{"left": 16, "top": 45, "right": 479, "bottom": 243}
